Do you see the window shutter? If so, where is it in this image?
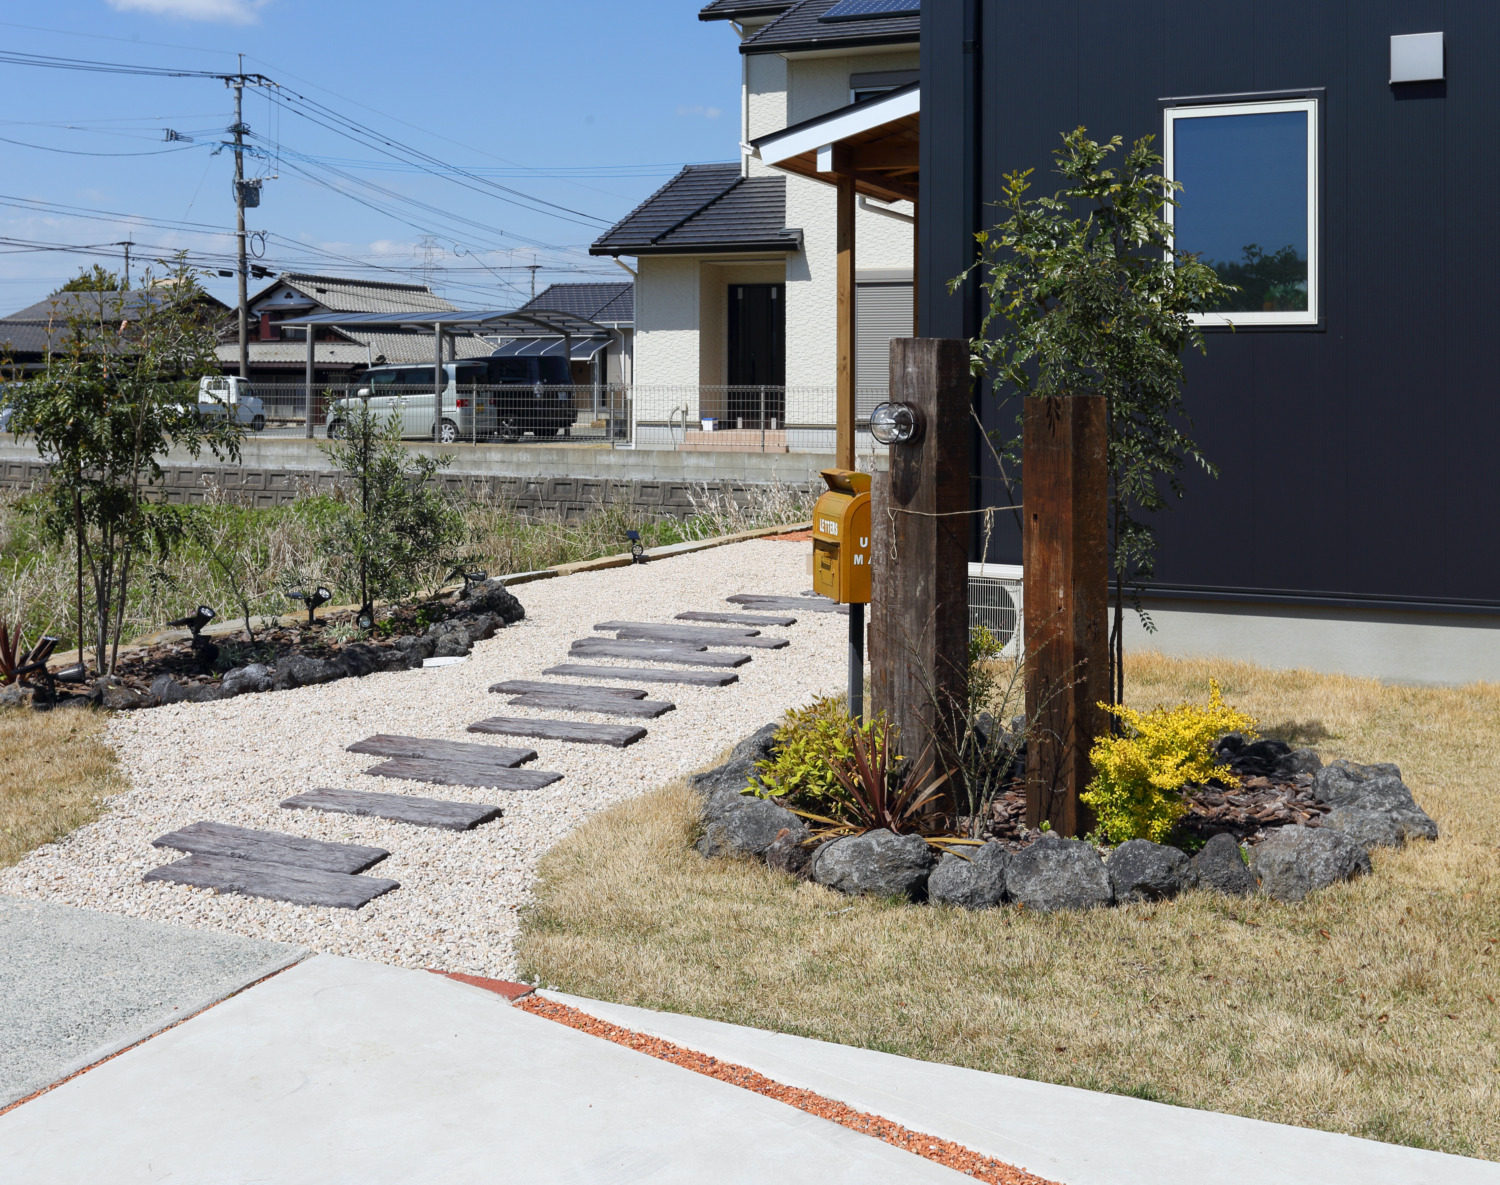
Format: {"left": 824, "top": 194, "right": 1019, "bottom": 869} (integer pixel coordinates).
{"left": 855, "top": 281, "right": 913, "bottom": 417}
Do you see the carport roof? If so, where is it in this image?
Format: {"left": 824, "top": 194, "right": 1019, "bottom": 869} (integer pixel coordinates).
{"left": 279, "top": 308, "right": 608, "bottom": 337}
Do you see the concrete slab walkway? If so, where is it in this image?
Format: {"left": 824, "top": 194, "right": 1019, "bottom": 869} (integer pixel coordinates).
{"left": 0, "top": 954, "right": 964, "bottom": 1184}
{"left": 0, "top": 896, "right": 305, "bottom": 1109}
{"left": 543, "top": 992, "right": 1500, "bottom": 1185}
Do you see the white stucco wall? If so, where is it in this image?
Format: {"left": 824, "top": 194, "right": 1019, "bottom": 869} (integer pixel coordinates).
{"left": 633, "top": 256, "right": 700, "bottom": 394}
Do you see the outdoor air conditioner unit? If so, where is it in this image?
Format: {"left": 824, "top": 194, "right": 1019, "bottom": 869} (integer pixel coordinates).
{"left": 968, "top": 562, "right": 1023, "bottom": 658}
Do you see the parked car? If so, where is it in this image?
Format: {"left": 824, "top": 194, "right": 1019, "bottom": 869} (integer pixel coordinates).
{"left": 194, "top": 376, "right": 266, "bottom": 432}
{"left": 324, "top": 357, "right": 575, "bottom": 443}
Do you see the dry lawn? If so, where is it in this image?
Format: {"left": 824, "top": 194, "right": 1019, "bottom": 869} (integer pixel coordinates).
{"left": 0, "top": 706, "right": 118, "bottom": 869}
{"left": 520, "top": 652, "right": 1500, "bottom": 1160}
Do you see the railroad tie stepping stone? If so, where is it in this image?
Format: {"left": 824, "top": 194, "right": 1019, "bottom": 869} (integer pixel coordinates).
{"left": 600, "top": 623, "right": 788, "bottom": 650}
{"left": 281, "top": 787, "right": 504, "bottom": 831}
{"left": 490, "top": 679, "right": 648, "bottom": 700}
{"left": 676, "top": 611, "right": 798, "bottom": 627}
{"left": 362, "top": 757, "right": 563, "bottom": 792}
{"left": 543, "top": 663, "right": 739, "bottom": 688}
{"left": 596, "top": 619, "right": 760, "bottom": 638}
{"left": 505, "top": 690, "right": 675, "bottom": 719}
{"left": 152, "top": 820, "right": 390, "bottom": 874}
{"left": 726, "top": 594, "right": 848, "bottom": 615}
{"left": 347, "top": 734, "right": 537, "bottom": 767}
{"left": 143, "top": 853, "right": 399, "bottom": 910}
{"left": 467, "top": 716, "right": 647, "bottom": 748}
{"left": 569, "top": 639, "right": 751, "bottom": 668}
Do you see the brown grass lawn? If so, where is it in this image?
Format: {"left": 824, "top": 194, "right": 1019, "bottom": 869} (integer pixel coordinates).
{"left": 0, "top": 705, "right": 118, "bottom": 869}
{"left": 519, "top": 652, "right": 1500, "bottom": 1160}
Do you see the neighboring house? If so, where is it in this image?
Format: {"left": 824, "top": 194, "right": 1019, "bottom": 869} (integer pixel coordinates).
{"left": 919, "top": 2, "right": 1500, "bottom": 684}
{"left": 217, "top": 273, "right": 492, "bottom": 385}
{"left": 0, "top": 288, "right": 230, "bottom": 374}
{"left": 590, "top": 0, "right": 919, "bottom": 448}
{"left": 488, "top": 282, "right": 634, "bottom": 388}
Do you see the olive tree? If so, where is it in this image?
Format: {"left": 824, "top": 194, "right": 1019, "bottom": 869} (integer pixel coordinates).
{"left": 959, "top": 129, "right": 1232, "bottom": 706}
{"left": 9, "top": 256, "right": 241, "bottom": 674}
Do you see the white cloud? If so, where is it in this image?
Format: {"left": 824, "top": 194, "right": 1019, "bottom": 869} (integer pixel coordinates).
{"left": 106, "top": 0, "right": 270, "bottom": 25}
{"left": 676, "top": 105, "right": 724, "bottom": 119}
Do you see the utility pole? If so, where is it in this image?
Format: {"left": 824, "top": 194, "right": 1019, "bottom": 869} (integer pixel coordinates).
{"left": 231, "top": 56, "right": 250, "bottom": 381}
{"left": 116, "top": 241, "right": 133, "bottom": 289}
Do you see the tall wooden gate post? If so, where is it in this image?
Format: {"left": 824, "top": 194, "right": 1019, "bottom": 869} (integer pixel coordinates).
{"left": 1022, "top": 394, "right": 1109, "bottom": 837}
{"left": 870, "top": 337, "right": 970, "bottom": 767}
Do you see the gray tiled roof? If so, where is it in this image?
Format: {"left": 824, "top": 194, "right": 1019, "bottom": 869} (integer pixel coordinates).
{"left": 590, "top": 164, "right": 799, "bottom": 257}
{"left": 740, "top": 0, "right": 920, "bottom": 54}
{"left": 521, "top": 282, "right": 633, "bottom": 325}
{"left": 698, "top": 0, "right": 795, "bottom": 20}
{"left": 1, "top": 288, "right": 228, "bottom": 359}
{"left": 254, "top": 274, "right": 458, "bottom": 315}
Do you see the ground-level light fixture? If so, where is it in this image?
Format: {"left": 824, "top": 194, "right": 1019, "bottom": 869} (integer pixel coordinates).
{"left": 289, "top": 587, "right": 332, "bottom": 625}
{"left": 626, "top": 529, "right": 645, "bottom": 564}
{"left": 461, "top": 569, "right": 488, "bottom": 598}
{"left": 869, "top": 401, "right": 925, "bottom": 446}
{"left": 356, "top": 607, "right": 375, "bottom": 633}
{"left": 167, "top": 605, "right": 217, "bottom": 638}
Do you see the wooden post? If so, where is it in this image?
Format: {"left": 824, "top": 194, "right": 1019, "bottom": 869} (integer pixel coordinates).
{"left": 1022, "top": 395, "right": 1109, "bottom": 837}
{"left": 869, "top": 337, "right": 970, "bottom": 769}
{"left": 835, "top": 168, "right": 856, "bottom": 470}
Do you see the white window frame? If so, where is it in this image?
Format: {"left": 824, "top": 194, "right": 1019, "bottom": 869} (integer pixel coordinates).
{"left": 1164, "top": 97, "right": 1319, "bottom": 327}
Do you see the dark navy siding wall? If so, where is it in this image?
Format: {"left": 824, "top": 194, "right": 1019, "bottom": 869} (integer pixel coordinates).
{"left": 923, "top": 0, "right": 1500, "bottom": 611}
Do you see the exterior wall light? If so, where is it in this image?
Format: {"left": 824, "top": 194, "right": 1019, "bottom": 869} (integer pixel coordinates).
{"left": 869, "top": 401, "right": 924, "bottom": 445}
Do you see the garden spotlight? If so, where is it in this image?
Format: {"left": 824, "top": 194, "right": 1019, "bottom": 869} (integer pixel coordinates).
{"left": 288, "top": 587, "right": 332, "bottom": 625}
{"left": 869, "top": 401, "right": 924, "bottom": 446}
{"left": 167, "top": 605, "right": 217, "bottom": 639}
{"left": 461, "top": 569, "right": 488, "bottom": 598}
{"left": 356, "top": 607, "right": 375, "bottom": 632}
{"left": 626, "top": 530, "right": 645, "bottom": 564}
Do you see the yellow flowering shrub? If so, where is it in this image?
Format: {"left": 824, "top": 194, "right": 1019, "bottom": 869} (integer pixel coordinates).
{"left": 1082, "top": 680, "right": 1257, "bottom": 843}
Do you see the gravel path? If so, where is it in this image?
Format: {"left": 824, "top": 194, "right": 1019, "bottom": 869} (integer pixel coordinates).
{"left": 0, "top": 539, "right": 843, "bottom": 980}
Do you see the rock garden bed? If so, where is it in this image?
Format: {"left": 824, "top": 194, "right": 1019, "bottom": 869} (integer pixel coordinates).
{"left": 0, "top": 580, "right": 525, "bottom": 712}
{"left": 691, "top": 724, "right": 1439, "bottom": 907}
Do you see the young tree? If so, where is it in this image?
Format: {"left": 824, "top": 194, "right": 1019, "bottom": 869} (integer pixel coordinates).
{"left": 54, "top": 264, "right": 126, "bottom": 294}
{"left": 960, "top": 130, "right": 1232, "bottom": 706}
{"left": 319, "top": 399, "right": 464, "bottom": 620}
{"left": 10, "top": 256, "right": 242, "bottom": 674}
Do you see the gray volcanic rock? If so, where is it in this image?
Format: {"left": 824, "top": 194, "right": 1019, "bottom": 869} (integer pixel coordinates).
{"left": 696, "top": 797, "right": 806, "bottom": 859}
{"left": 1321, "top": 806, "right": 1406, "bottom": 851}
{"left": 1192, "top": 833, "right": 1255, "bottom": 897}
{"left": 1277, "top": 748, "right": 1323, "bottom": 776}
{"left": 456, "top": 579, "right": 524, "bottom": 625}
{"left": 148, "top": 675, "right": 188, "bottom": 705}
{"left": 272, "top": 654, "right": 341, "bottom": 691}
{"left": 218, "top": 663, "right": 273, "bottom": 699}
{"left": 1005, "top": 834, "right": 1113, "bottom": 912}
{"left": 1251, "top": 826, "right": 1372, "bottom": 902}
{"left": 1108, "top": 839, "right": 1194, "bottom": 903}
{"left": 811, "top": 830, "right": 935, "bottom": 900}
{"left": 1311, "top": 759, "right": 1437, "bottom": 844}
{"left": 765, "top": 828, "right": 817, "bottom": 879}
{"left": 689, "top": 723, "right": 779, "bottom": 798}
{"left": 927, "top": 843, "right": 1009, "bottom": 910}
{"left": 395, "top": 633, "right": 438, "bottom": 662}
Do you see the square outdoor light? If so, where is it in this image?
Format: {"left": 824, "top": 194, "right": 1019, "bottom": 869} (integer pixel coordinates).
{"left": 869, "top": 401, "right": 924, "bottom": 445}
{"left": 1391, "top": 32, "right": 1444, "bottom": 84}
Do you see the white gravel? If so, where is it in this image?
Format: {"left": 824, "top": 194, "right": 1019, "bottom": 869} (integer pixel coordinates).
{"left": 0, "top": 539, "right": 844, "bottom": 980}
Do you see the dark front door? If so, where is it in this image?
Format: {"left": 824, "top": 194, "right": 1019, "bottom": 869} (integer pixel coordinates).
{"left": 727, "top": 283, "right": 785, "bottom": 425}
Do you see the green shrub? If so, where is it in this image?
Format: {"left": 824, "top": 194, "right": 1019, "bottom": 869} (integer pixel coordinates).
{"left": 1082, "top": 680, "right": 1256, "bottom": 843}
{"left": 749, "top": 695, "right": 897, "bottom": 814}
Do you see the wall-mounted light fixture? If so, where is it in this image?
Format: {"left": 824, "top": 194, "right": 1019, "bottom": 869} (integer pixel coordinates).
{"left": 1391, "top": 32, "right": 1444, "bottom": 84}
{"left": 869, "top": 401, "right": 925, "bottom": 446}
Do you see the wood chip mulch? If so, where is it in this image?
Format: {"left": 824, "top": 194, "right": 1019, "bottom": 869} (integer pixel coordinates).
{"left": 516, "top": 995, "right": 1061, "bottom": 1185}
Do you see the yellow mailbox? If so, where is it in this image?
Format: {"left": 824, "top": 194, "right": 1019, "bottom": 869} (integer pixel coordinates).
{"left": 811, "top": 468, "right": 872, "bottom": 604}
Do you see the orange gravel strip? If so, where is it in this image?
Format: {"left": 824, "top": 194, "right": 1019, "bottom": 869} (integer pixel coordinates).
{"left": 516, "top": 995, "right": 1061, "bottom": 1185}
{"left": 762, "top": 530, "right": 813, "bottom": 542}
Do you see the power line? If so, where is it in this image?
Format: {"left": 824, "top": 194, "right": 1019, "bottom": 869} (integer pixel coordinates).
{"left": 0, "top": 132, "right": 200, "bottom": 157}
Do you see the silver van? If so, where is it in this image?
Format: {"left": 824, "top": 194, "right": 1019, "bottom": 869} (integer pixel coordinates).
{"left": 325, "top": 357, "right": 575, "bottom": 443}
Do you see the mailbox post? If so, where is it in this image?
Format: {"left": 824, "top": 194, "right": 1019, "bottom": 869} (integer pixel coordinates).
{"left": 812, "top": 468, "right": 872, "bottom": 721}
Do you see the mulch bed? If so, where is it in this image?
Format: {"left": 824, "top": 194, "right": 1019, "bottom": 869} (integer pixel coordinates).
{"left": 515, "top": 994, "right": 1060, "bottom": 1185}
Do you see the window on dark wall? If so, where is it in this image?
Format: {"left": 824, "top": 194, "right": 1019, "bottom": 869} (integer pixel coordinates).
{"left": 1165, "top": 98, "right": 1318, "bottom": 326}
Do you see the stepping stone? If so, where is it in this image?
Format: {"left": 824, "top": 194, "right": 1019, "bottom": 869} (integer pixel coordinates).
{"left": 569, "top": 639, "right": 750, "bottom": 667}
{"left": 467, "top": 716, "right": 647, "bottom": 748}
{"left": 363, "top": 757, "right": 563, "bottom": 791}
{"left": 596, "top": 619, "right": 760, "bottom": 637}
{"left": 599, "top": 623, "right": 788, "bottom": 650}
{"left": 727, "top": 594, "right": 848, "bottom": 615}
{"left": 152, "top": 821, "right": 389, "bottom": 875}
{"left": 143, "top": 853, "right": 399, "bottom": 910}
{"left": 282, "top": 787, "right": 504, "bottom": 831}
{"left": 505, "top": 691, "right": 675, "bottom": 719}
{"left": 544, "top": 663, "right": 739, "bottom": 688}
{"left": 347, "top": 734, "right": 537, "bottom": 767}
{"left": 490, "top": 679, "right": 647, "bottom": 700}
{"left": 676, "top": 611, "right": 797, "bottom": 627}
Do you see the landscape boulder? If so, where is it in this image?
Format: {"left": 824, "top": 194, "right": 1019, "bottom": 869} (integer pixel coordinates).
{"left": 428, "top": 623, "right": 472, "bottom": 659}
{"left": 1107, "top": 839, "right": 1195, "bottom": 903}
{"left": 272, "top": 654, "right": 342, "bottom": 691}
{"left": 811, "top": 829, "right": 934, "bottom": 900}
{"left": 1004, "top": 834, "right": 1113, "bottom": 912}
{"left": 218, "top": 663, "right": 273, "bottom": 699}
{"left": 95, "top": 678, "right": 149, "bottom": 711}
{"left": 455, "top": 579, "right": 525, "bottom": 625}
{"left": 395, "top": 633, "right": 438, "bottom": 663}
{"left": 689, "top": 723, "right": 779, "bottom": 799}
{"left": 149, "top": 675, "right": 188, "bottom": 705}
{"left": 927, "top": 843, "right": 1009, "bottom": 910}
{"left": 0, "top": 683, "right": 34, "bottom": 709}
{"left": 1312, "top": 759, "right": 1438, "bottom": 844}
{"left": 1251, "top": 825, "right": 1372, "bottom": 902}
{"left": 1191, "top": 833, "right": 1255, "bottom": 897}
{"left": 1277, "top": 748, "right": 1323, "bottom": 776}
{"left": 765, "top": 828, "right": 817, "bottom": 879}
{"left": 697, "top": 796, "right": 807, "bottom": 859}
{"left": 1321, "top": 806, "right": 1407, "bottom": 851}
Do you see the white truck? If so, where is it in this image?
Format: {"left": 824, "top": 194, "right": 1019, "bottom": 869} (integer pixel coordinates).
{"left": 195, "top": 376, "right": 266, "bottom": 432}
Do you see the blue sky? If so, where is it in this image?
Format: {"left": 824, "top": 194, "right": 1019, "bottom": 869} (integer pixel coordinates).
{"left": 0, "top": 1, "right": 742, "bottom": 311}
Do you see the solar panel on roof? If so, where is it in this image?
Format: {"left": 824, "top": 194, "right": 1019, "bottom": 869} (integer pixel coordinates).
{"left": 819, "top": 0, "right": 919, "bottom": 23}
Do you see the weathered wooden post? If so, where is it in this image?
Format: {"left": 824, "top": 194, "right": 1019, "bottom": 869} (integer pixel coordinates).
{"left": 1022, "top": 394, "right": 1109, "bottom": 837}
{"left": 870, "top": 338, "right": 970, "bottom": 766}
